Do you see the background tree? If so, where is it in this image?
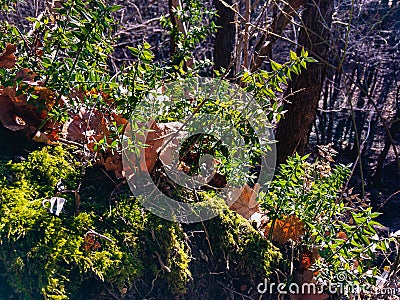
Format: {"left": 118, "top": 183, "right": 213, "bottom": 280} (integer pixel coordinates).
{"left": 275, "top": 0, "right": 334, "bottom": 164}
{"left": 213, "top": 0, "right": 237, "bottom": 76}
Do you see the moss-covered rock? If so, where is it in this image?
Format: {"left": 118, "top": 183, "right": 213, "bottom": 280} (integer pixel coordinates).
{"left": 0, "top": 147, "right": 143, "bottom": 299}
{"left": 0, "top": 146, "right": 281, "bottom": 299}
{"left": 207, "top": 209, "right": 281, "bottom": 282}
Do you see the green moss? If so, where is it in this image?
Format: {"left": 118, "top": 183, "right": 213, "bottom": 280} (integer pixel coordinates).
{"left": 0, "top": 146, "right": 281, "bottom": 299}
{"left": 207, "top": 208, "right": 281, "bottom": 282}
{"left": 142, "top": 215, "right": 192, "bottom": 295}
{"left": 0, "top": 146, "right": 143, "bottom": 299}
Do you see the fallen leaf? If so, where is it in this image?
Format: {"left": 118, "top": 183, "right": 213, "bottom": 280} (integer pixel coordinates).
{"left": 61, "top": 108, "right": 128, "bottom": 177}
{"left": 142, "top": 120, "right": 165, "bottom": 172}
{"left": 208, "top": 172, "right": 227, "bottom": 188}
{"left": 0, "top": 86, "right": 27, "bottom": 106}
{"left": 33, "top": 39, "right": 44, "bottom": 58}
{"left": 336, "top": 231, "right": 348, "bottom": 241}
{"left": 83, "top": 233, "right": 101, "bottom": 251}
{"left": 300, "top": 248, "right": 312, "bottom": 271}
{"left": 228, "top": 183, "right": 261, "bottom": 219}
{"left": 0, "top": 72, "right": 57, "bottom": 134}
{"left": 62, "top": 108, "right": 107, "bottom": 143}
{"left": 32, "top": 130, "right": 49, "bottom": 143}
{"left": 263, "top": 214, "right": 305, "bottom": 245}
{"left": 33, "top": 86, "right": 57, "bottom": 111}
{"left": 298, "top": 247, "right": 319, "bottom": 274}
{"left": 102, "top": 154, "right": 123, "bottom": 178}
{"left": 16, "top": 68, "right": 39, "bottom": 84}
{"left": 122, "top": 119, "right": 168, "bottom": 176}
{"left": 158, "top": 121, "right": 187, "bottom": 168}
{"left": 0, "top": 95, "right": 26, "bottom": 131}
{"left": 0, "top": 43, "right": 16, "bottom": 69}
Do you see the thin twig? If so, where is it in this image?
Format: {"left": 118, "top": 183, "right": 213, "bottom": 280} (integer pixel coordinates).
{"left": 86, "top": 229, "right": 113, "bottom": 243}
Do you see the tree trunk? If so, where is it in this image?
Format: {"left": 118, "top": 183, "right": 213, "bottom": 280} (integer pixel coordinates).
{"left": 213, "top": 0, "right": 237, "bottom": 77}
{"left": 169, "top": 0, "right": 182, "bottom": 58}
{"left": 275, "top": 0, "right": 334, "bottom": 164}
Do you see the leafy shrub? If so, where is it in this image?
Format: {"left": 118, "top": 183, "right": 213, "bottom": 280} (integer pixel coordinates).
{"left": 160, "top": 0, "right": 217, "bottom": 68}
{"left": 259, "top": 152, "right": 388, "bottom": 294}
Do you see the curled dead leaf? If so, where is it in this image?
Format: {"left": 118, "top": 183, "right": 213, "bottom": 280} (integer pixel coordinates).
{"left": 0, "top": 86, "right": 27, "bottom": 107}
{"left": 102, "top": 154, "right": 123, "bottom": 179}
{"left": 0, "top": 95, "right": 26, "bottom": 131}
{"left": 158, "top": 121, "right": 187, "bottom": 168}
{"left": 33, "top": 86, "right": 57, "bottom": 111}
{"left": 298, "top": 246, "right": 320, "bottom": 274}
{"left": 291, "top": 249, "right": 328, "bottom": 300}
{"left": 336, "top": 231, "right": 348, "bottom": 241}
{"left": 0, "top": 43, "right": 16, "bottom": 69}
{"left": 122, "top": 119, "right": 166, "bottom": 176}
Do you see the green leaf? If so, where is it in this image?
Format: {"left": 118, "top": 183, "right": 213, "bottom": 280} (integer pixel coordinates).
{"left": 305, "top": 57, "right": 317, "bottom": 63}
{"left": 109, "top": 4, "right": 123, "bottom": 12}
{"left": 350, "top": 239, "right": 362, "bottom": 248}
{"left": 290, "top": 50, "right": 298, "bottom": 61}
{"left": 352, "top": 213, "right": 367, "bottom": 225}
{"left": 270, "top": 60, "right": 282, "bottom": 71}
{"left": 127, "top": 46, "right": 140, "bottom": 57}
{"left": 370, "top": 212, "right": 382, "bottom": 219}
{"left": 140, "top": 49, "right": 154, "bottom": 62}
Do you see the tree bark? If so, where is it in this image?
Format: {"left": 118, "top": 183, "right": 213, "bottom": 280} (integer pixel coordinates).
{"left": 213, "top": 0, "right": 237, "bottom": 77}
{"left": 169, "top": 0, "right": 182, "bottom": 58}
{"left": 275, "top": 0, "right": 334, "bottom": 164}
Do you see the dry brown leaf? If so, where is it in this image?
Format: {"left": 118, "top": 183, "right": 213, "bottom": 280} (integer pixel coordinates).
{"left": 336, "top": 231, "right": 348, "bottom": 241}
{"left": 290, "top": 270, "right": 329, "bottom": 300}
{"left": 61, "top": 108, "right": 128, "bottom": 177}
{"left": 63, "top": 109, "right": 127, "bottom": 145}
{"left": 101, "top": 154, "right": 123, "bottom": 178}
{"left": 33, "top": 86, "right": 57, "bottom": 112}
{"left": 263, "top": 214, "right": 305, "bottom": 245}
{"left": 208, "top": 172, "right": 227, "bottom": 188}
{"left": 0, "top": 95, "right": 26, "bottom": 131}
{"left": 158, "top": 121, "right": 187, "bottom": 167}
{"left": 125, "top": 120, "right": 164, "bottom": 173}
{"left": 0, "top": 43, "right": 16, "bottom": 69}
{"left": 0, "top": 72, "right": 58, "bottom": 135}
{"left": 122, "top": 119, "right": 167, "bottom": 176}
{"left": 18, "top": 68, "right": 40, "bottom": 85}
{"left": 111, "top": 112, "right": 128, "bottom": 126}
{"left": 141, "top": 120, "right": 165, "bottom": 171}
{"left": 0, "top": 85, "right": 27, "bottom": 107}
{"left": 14, "top": 105, "right": 44, "bottom": 129}
{"left": 0, "top": 68, "right": 40, "bottom": 107}
{"left": 32, "top": 130, "right": 49, "bottom": 143}
{"left": 62, "top": 108, "right": 106, "bottom": 143}
{"left": 228, "top": 183, "right": 261, "bottom": 219}
{"left": 298, "top": 246, "right": 320, "bottom": 274}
